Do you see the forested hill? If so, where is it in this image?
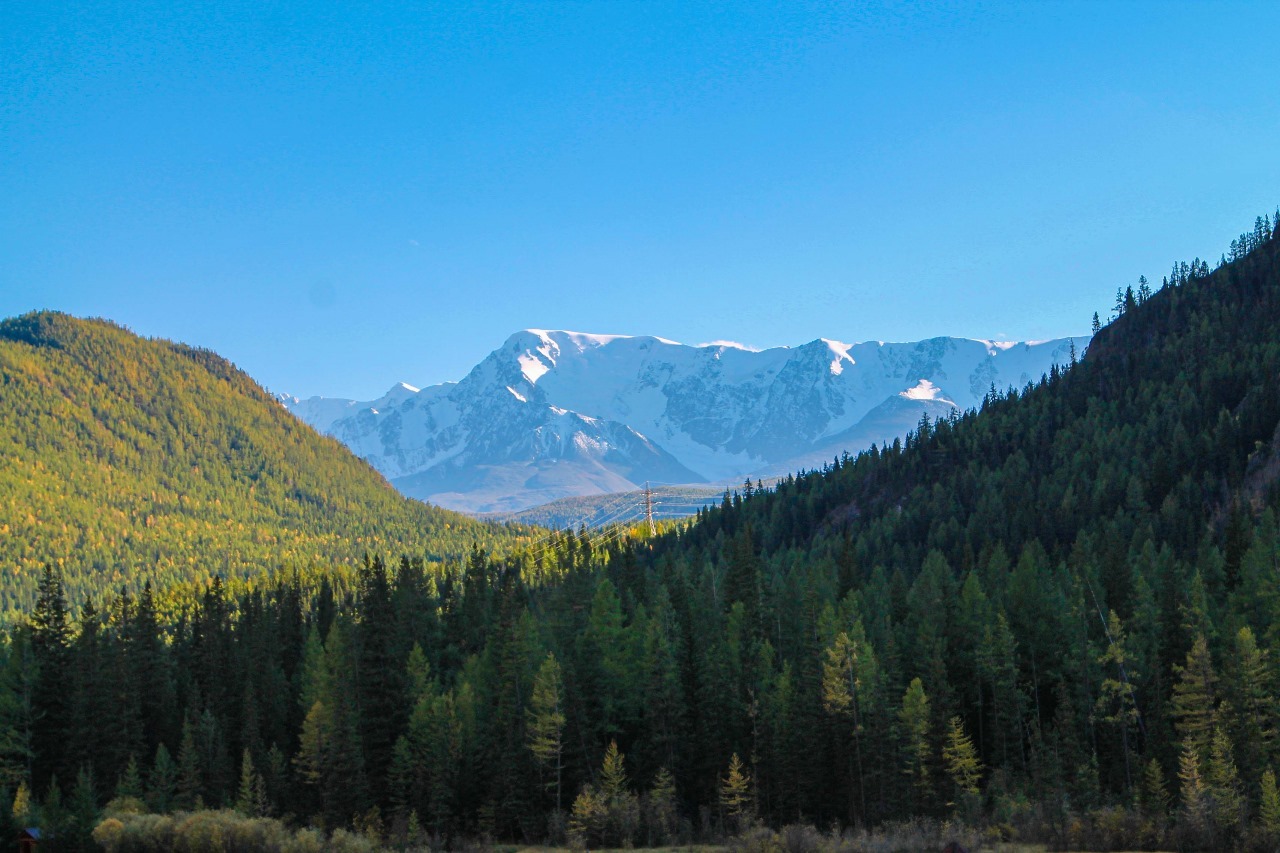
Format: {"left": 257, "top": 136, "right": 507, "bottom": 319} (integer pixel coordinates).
{"left": 0, "top": 311, "right": 528, "bottom": 617}
{"left": 674, "top": 213, "right": 1280, "bottom": 597}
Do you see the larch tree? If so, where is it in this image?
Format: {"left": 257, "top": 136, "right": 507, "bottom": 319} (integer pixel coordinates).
{"left": 1259, "top": 768, "right": 1280, "bottom": 834}
{"left": 822, "top": 627, "right": 878, "bottom": 821}
{"left": 1206, "top": 724, "right": 1243, "bottom": 835}
{"left": 1096, "top": 609, "right": 1139, "bottom": 791}
{"left": 1171, "top": 634, "right": 1217, "bottom": 759}
{"left": 719, "top": 752, "right": 752, "bottom": 830}
{"left": 1178, "top": 743, "right": 1209, "bottom": 835}
{"left": 1139, "top": 758, "right": 1170, "bottom": 818}
{"left": 527, "top": 652, "right": 566, "bottom": 812}
{"left": 942, "top": 716, "right": 982, "bottom": 806}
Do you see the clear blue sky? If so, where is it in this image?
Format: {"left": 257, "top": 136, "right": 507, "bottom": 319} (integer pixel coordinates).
{"left": 3, "top": 2, "right": 1278, "bottom": 399}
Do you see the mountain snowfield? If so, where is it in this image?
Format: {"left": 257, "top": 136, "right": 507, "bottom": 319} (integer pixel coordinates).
{"left": 280, "top": 330, "right": 1089, "bottom": 513}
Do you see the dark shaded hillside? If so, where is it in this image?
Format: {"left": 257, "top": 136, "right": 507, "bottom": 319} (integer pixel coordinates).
{"left": 0, "top": 312, "right": 528, "bottom": 616}
{"left": 674, "top": 215, "right": 1280, "bottom": 599}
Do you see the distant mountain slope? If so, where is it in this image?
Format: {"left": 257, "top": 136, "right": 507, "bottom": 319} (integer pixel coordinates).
{"left": 283, "top": 331, "right": 1088, "bottom": 512}
{"left": 0, "top": 312, "right": 527, "bottom": 617}
{"left": 482, "top": 483, "right": 730, "bottom": 529}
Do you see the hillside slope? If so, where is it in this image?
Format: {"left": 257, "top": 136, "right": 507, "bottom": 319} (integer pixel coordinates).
{"left": 0, "top": 312, "right": 527, "bottom": 616}
{"left": 676, "top": 223, "right": 1280, "bottom": 583}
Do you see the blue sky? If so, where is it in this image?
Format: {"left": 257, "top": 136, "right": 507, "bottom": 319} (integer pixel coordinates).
{"left": 3, "top": 2, "right": 1279, "bottom": 399}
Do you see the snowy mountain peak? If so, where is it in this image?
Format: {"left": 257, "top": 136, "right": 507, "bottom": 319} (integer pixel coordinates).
{"left": 282, "top": 329, "right": 1090, "bottom": 513}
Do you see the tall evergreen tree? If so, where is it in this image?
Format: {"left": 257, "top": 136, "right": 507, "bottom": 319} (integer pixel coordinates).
{"left": 527, "top": 652, "right": 566, "bottom": 812}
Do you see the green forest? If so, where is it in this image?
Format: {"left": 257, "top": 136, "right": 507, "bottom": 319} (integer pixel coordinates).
{"left": 0, "top": 312, "right": 535, "bottom": 619}
{"left": 5, "top": 210, "right": 1280, "bottom": 851}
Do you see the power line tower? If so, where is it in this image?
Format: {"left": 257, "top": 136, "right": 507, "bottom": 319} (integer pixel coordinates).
{"left": 643, "top": 481, "right": 656, "bottom": 536}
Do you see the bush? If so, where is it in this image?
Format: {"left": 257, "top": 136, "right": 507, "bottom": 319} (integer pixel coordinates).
{"left": 727, "top": 817, "right": 983, "bottom": 853}
{"left": 91, "top": 809, "right": 382, "bottom": 853}
{"left": 92, "top": 817, "right": 126, "bottom": 852}
{"left": 779, "top": 823, "right": 824, "bottom": 853}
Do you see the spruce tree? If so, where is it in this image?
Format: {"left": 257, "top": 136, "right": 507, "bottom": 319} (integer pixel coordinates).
{"left": 175, "top": 716, "right": 203, "bottom": 810}
{"left": 1096, "top": 609, "right": 1138, "bottom": 791}
{"left": 30, "top": 564, "right": 72, "bottom": 789}
{"left": 115, "top": 755, "right": 143, "bottom": 803}
{"left": 235, "top": 748, "right": 260, "bottom": 816}
{"left": 68, "top": 766, "right": 98, "bottom": 847}
{"left": 147, "top": 743, "right": 177, "bottom": 813}
{"left": 899, "top": 678, "right": 931, "bottom": 808}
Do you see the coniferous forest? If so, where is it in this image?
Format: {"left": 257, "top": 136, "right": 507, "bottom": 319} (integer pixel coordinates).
{"left": 6, "top": 211, "right": 1280, "bottom": 851}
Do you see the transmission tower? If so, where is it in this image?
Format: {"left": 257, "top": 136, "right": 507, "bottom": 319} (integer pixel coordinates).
{"left": 644, "top": 481, "right": 656, "bottom": 536}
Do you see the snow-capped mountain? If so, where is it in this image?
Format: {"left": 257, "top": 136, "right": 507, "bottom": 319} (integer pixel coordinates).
{"left": 280, "top": 330, "right": 1088, "bottom": 513}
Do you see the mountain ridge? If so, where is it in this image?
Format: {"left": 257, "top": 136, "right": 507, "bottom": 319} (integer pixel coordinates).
{"left": 282, "top": 329, "right": 1089, "bottom": 512}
